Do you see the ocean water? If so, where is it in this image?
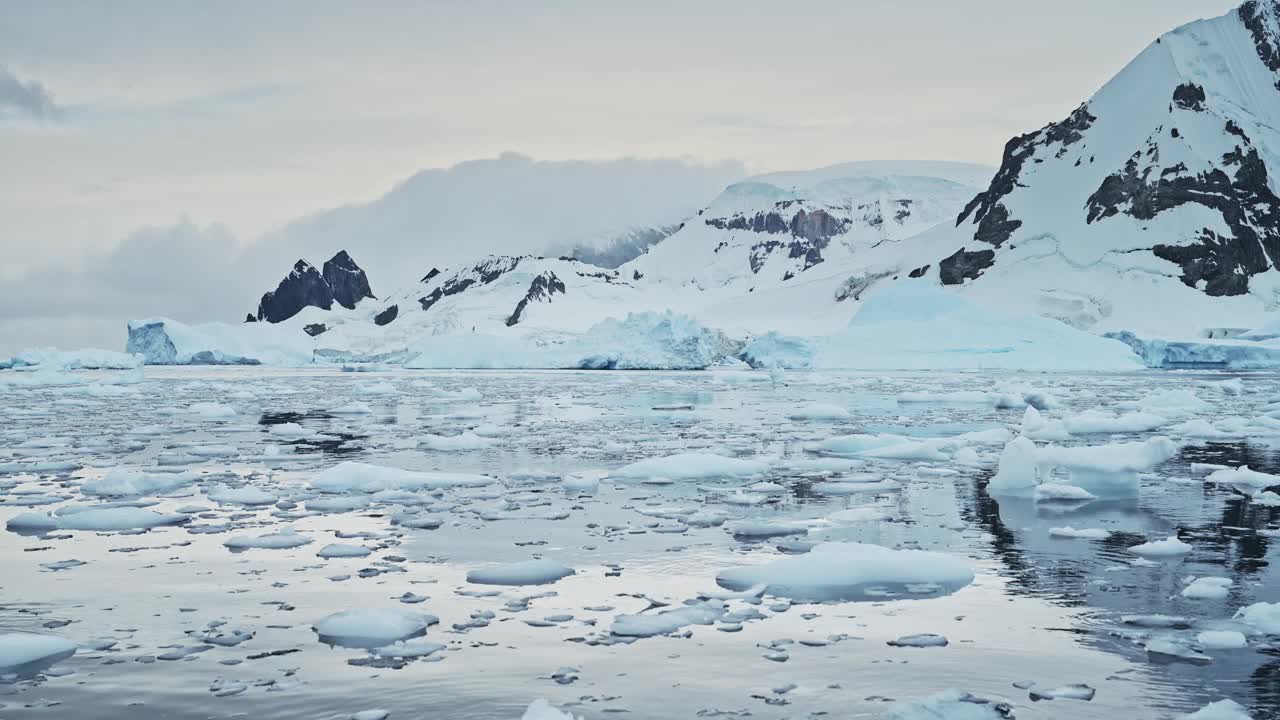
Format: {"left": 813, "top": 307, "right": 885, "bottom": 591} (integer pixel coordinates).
{"left": 0, "top": 366, "right": 1277, "bottom": 719}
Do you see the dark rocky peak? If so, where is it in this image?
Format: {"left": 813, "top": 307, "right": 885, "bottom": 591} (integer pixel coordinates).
{"left": 419, "top": 255, "right": 524, "bottom": 312}
{"left": 505, "top": 271, "right": 566, "bottom": 327}
{"left": 1172, "top": 83, "right": 1207, "bottom": 112}
{"left": 1085, "top": 122, "right": 1280, "bottom": 296}
{"left": 956, "top": 103, "right": 1096, "bottom": 249}
{"left": 1240, "top": 0, "right": 1280, "bottom": 89}
{"left": 321, "top": 250, "right": 375, "bottom": 310}
{"left": 256, "top": 259, "right": 334, "bottom": 323}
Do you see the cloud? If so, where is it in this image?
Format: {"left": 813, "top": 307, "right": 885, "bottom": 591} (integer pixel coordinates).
{"left": 0, "top": 153, "right": 747, "bottom": 354}
{"left": 0, "top": 65, "right": 61, "bottom": 121}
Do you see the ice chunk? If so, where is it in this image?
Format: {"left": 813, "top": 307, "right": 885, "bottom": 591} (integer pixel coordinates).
{"left": 610, "top": 600, "right": 726, "bottom": 637}
{"left": 787, "top": 403, "right": 850, "bottom": 421}
{"left": 7, "top": 507, "right": 188, "bottom": 533}
{"left": 317, "top": 543, "right": 372, "bottom": 559}
{"left": 1196, "top": 631, "right": 1247, "bottom": 649}
{"left": 0, "top": 633, "right": 77, "bottom": 676}
{"left": 1233, "top": 602, "right": 1280, "bottom": 634}
{"left": 313, "top": 608, "right": 439, "bottom": 649}
{"left": 716, "top": 542, "right": 974, "bottom": 602}
{"left": 1206, "top": 466, "right": 1280, "bottom": 489}
{"left": 82, "top": 468, "right": 195, "bottom": 498}
{"left": 207, "top": 484, "right": 276, "bottom": 506}
{"left": 188, "top": 401, "right": 236, "bottom": 419}
{"left": 419, "top": 432, "right": 497, "bottom": 452}
{"left": 224, "top": 528, "right": 313, "bottom": 550}
{"left": 331, "top": 401, "right": 374, "bottom": 415}
{"left": 521, "top": 699, "right": 583, "bottom": 720}
{"left": 1064, "top": 410, "right": 1167, "bottom": 434}
{"left": 311, "top": 462, "right": 495, "bottom": 493}
{"left": 1180, "top": 577, "right": 1232, "bottom": 600}
{"left": 882, "top": 689, "right": 1014, "bottom": 719}
{"left": 1049, "top": 526, "right": 1109, "bottom": 539}
{"left": 1180, "top": 699, "right": 1253, "bottom": 719}
{"left": 465, "top": 559, "right": 575, "bottom": 586}
{"left": 371, "top": 638, "right": 447, "bottom": 658}
{"left": 610, "top": 453, "right": 769, "bottom": 482}
{"left": 1129, "top": 536, "right": 1192, "bottom": 557}
{"left": 887, "top": 633, "right": 949, "bottom": 647}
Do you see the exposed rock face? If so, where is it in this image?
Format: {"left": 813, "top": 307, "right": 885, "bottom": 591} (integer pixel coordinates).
{"left": 939, "top": 248, "right": 996, "bottom": 285}
{"left": 1085, "top": 122, "right": 1280, "bottom": 296}
{"left": 1172, "top": 82, "right": 1206, "bottom": 111}
{"left": 256, "top": 260, "right": 334, "bottom": 323}
{"left": 303, "top": 323, "right": 328, "bottom": 337}
{"left": 373, "top": 305, "right": 399, "bottom": 326}
{"left": 707, "top": 205, "right": 851, "bottom": 274}
{"left": 1241, "top": 0, "right": 1280, "bottom": 89}
{"left": 955, "top": 104, "right": 1096, "bottom": 249}
{"left": 244, "top": 314, "right": 256, "bottom": 323}
{"left": 419, "top": 256, "right": 521, "bottom": 312}
{"left": 322, "top": 250, "right": 375, "bottom": 309}
{"left": 506, "top": 271, "right": 566, "bottom": 326}
{"left": 254, "top": 250, "right": 374, "bottom": 323}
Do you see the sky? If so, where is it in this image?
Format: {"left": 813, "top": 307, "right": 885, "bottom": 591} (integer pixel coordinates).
{"left": 0, "top": 0, "right": 1243, "bottom": 353}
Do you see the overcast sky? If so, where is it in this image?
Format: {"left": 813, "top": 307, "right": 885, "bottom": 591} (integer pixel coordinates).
{"left": 0, "top": 0, "right": 1242, "bottom": 352}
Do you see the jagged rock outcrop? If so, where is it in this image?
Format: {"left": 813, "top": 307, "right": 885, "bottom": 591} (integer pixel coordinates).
{"left": 419, "top": 256, "right": 521, "bottom": 312}
{"left": 322, "top": 250, "right": 375, "bottom": 309}
{"left": 954, "top": 103, "right": 1096, "bottom": 250}
{"left": 506, "top": 271, "right": 566, "bottom": 326}
{"left": 254, "top": 251, "right": 374, "bottom": 323}
{"left": 256, "top": 260, "right": 334, "bottom": 323}
{"left": 373, "top": 305, "right": 399, "bottom": 326}
{"left": 939, "top": 248, "right": 996, "bottom": 285}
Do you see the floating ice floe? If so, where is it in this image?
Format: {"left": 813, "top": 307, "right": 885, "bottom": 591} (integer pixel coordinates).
{"left": 7, "top": 506, "right": 187, "bottom": 533}
{"left": 609, "top": 453, "right": 770, "bottom": 482}
{"left": 1195, "top": 630, "right": 1247, "bottom": 649}
{"left": 1129, "top": 536, "right": 1192, "bottom": 557}
{"left": 1180, "top": 699, "right": 1253, "bottom": 719}
{"left": 313, "top": 608, "right": 439, "bottom": 649}
{"left": 887, "top": 633, "right": 948, "bottom": 648}
{"left": 465, "top": 559, "right": 575, "bottom": 586}
{"left": 0, "top": 633, "right": 78, "bottom": 677}
{"left": 787, "top": 403, "right": 851, "bottom": 421}
{"left": 521, "top": 699, "right": 582, "bottom": 720}
{"left": 610, "top": 600, "right": 726, "bottom": 638}
{"left": 716, "top": 542, "right": 974, "bottom": 602}
{"left": 881, "top": 689, "right": 1014, "bottom": 719}
{"left": 1233, "top": 602, "right": 1280, "bottom": 635}
{"left": 988, "top": 436, "right": 1178, "bottom": 497}
{"left": 224, "top": 528, "right": 313, "bottom": 550}
{"left": 1049, "top": 526, "right": 1109, "bottom": 539}
{"left": 81, "top": 468, "right": 197, "bottom": 498}
{"left": 311, "top": 461, "right": 495, "bottom": 493}
{"left": 1, "top": 347, "right": 143, "bottom": 371}
{"left": 1180, "top": 577, "right": 1232, "bottom": 600}
{"left": 206, "top": 483, "right": 277, "bottom": 506}
{"left": 1205, "top": 466, "right": 1280, "bottom": 489}
{"left": 419, "top": 432, "right": 498, "bottom": 452}
{"left": 188, "top": 401, "right": 236, "bottom": 419}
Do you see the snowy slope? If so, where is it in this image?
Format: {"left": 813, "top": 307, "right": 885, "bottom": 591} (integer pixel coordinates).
{"left": 922, "top": 1, "right": 1280, "bottom": 337}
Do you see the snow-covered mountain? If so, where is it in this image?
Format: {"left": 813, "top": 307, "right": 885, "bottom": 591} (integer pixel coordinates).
{"left": 124, "top": 2, "right": 1280, "bottom": 367}
{"left": 914, "top": 0, "right": 1280, "bottom": 336}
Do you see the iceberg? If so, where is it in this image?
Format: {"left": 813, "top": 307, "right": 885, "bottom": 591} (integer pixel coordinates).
{"left": 741, "top": 283, "right": 1142, "bottom": 371}
{"left": 126, "top": 317, "right": 314, "bottom": 366}
{"left": 1, "top": 348, "right": 142, "bottom": 371}
{"left": 715, "top": 542, "right": 974, "bottom": 602}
